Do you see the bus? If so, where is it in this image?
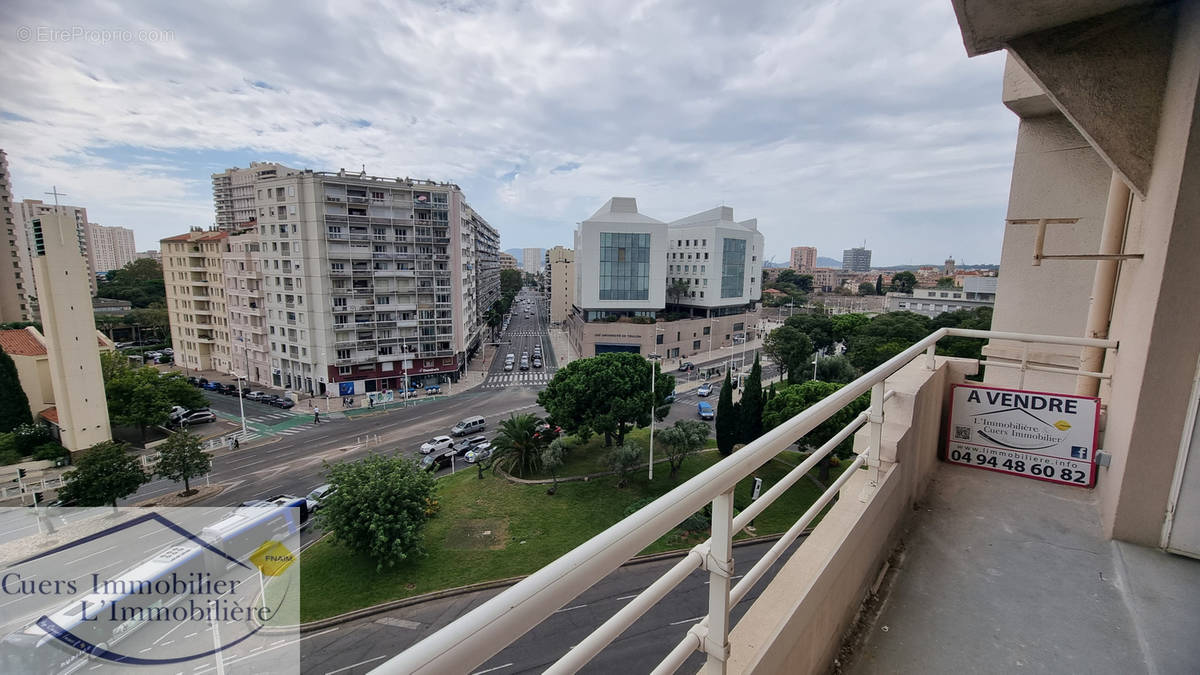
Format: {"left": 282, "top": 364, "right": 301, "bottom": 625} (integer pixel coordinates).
{"left": 0, "top": 496, "right": 308, "bottom": 674}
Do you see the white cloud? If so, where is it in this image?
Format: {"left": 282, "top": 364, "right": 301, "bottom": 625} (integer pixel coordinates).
{"left": 0, "top": 0, "right": 1012, "bottom": 263}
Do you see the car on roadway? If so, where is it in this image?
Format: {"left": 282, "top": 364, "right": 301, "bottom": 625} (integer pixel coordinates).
{"left": 678, "top": 362, "right": 695, "bottom": 372}
{"left": 520, "top": 359, "right": 529, "bottom": 371}
{"left": 504, "top": 361, "right": 514, "bottom": 371}
{"left": 697, "top": 383, "right": 713, "bottom": 397}
{"left": 179, "top": 409, "right": 217, "bottom": 426}
{"left": 464, "top": 442, "right": 493, "bottom": 464}
{"left": 698, "top": 401, "right": 715, "bottom": 420}
{"left": 246, "top": 391, "right": 271, "bottom": 402}
{"left": 450, "top": 438, "right": 476, "bottom": 456}
{"left": 420, "top": 449, "right": 455, "bottom": 472}
{"left": 420, "top": 435, "right": 454, "bottom": 455}
{"left": 664, "top": 390, "right": 676, "bottom": 404}
{"left": 269, "top": 396, "right": 295, "bottom": 409}
{"left": 532, "top": 358, "right": 542, "bottom": 369}
{"left": 306, "top": 484, "right": 336, "bottom": 511}
{"left": 219, "top": 383, "right": 240, "bottom": 396}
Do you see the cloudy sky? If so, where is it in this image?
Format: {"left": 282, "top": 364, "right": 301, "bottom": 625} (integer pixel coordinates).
{"left": 0, "top": 0, "right": 1014, "bottom": 266}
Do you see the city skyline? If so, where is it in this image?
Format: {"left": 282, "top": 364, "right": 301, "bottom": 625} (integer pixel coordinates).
{"left": 2, "top": 0, "right": 1012, "bottom": 266}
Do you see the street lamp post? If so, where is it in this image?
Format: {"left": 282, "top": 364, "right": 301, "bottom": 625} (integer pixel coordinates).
{"left": 234, "top": 374, "right": 247, "bottom": 439}
{"left": 649, "top": 326, "right": 664, "bottom": 481}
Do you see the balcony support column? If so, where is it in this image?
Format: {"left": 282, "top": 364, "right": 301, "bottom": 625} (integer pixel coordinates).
{"left": 868, "top": 381, "right": 886, "bottom": 486}
{"left": 703, "top": 488, "right": 735, "bottom": 674}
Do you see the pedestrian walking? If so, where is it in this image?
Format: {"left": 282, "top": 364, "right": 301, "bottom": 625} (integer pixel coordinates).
{"left": 233, "top": 437, "right": 240, "bottom": 449}
{"left": 314, "top": 407, "right": 320, "bottom": 424}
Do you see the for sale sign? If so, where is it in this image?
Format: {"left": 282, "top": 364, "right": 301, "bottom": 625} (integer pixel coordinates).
{"left": 945, "top": 384, "right": 1100, "bottom": 487}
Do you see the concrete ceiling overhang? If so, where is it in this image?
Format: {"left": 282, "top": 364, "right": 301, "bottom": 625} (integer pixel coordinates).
{"left": 950, "top": 0, "right": 1179, "bottom": 197}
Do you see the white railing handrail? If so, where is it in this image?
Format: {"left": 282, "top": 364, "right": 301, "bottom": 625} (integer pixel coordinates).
{"left": 372, "top": 328, "right": 1117, "bottom": 675}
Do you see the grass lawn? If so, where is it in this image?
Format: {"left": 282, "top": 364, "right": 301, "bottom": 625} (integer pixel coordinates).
{"left": 299, "top": 446, "right": 854, "bottom": 622}
{"left": 535, "top": 426, "right": 718, "bottom": 478}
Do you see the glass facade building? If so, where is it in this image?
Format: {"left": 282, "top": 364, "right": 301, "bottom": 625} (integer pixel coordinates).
{"left": 599, "top": 232, "right": 651, "bottom": 300}
{"left": 721, "top": 237, "right": 746, "bottom": 298}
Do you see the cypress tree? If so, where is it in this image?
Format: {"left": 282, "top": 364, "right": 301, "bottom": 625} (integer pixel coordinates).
{"left": 0, "top": 347, "right": 32, "bottom": 433}
{"left": 740, "top": 354, "right": 764, "bottom": 443}
{"left": 716, "top": 370, "right": 737, "bottom": 456}
{"left": 875, "top": 274, "right": 884, "bottom": 296}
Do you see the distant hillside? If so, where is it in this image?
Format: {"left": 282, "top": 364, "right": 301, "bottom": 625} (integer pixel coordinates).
{"left": 504, "top": 248, "right": 523, "bottom": 258}
{"left": 817, "top": 256, "right": 841, "bottom": 268}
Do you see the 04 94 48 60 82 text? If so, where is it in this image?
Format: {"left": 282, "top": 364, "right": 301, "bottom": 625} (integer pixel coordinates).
{"left": 946, "top": 444, "right": 1093, "bottom": 486}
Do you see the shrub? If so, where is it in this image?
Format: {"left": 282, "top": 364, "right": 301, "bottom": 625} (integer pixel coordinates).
{"left": 32, "top": 442, "right": 69, "bottom": 463}
{"left": 13, "top": 423, "right": 51, "bottom": 454}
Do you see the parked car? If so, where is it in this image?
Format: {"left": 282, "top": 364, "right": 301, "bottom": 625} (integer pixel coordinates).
{"left": 270, "top": 397, "right": 295, "bottom": 409}
{"left": 162, "top": 347, "right": 174, "bottom": 355}
{"left": 464, "top": 442, "right": 493, "bottom": 464}
{"left": 467, "top": 435, "right": 489, "bottom": 448}
{"left": 664, "top": 390, "right": 677, "bottom": 404}
{"left": 144, "top": 351, "right": 163, "bottom": 361}
{"left": 220, "top": 384, "right": 240, "bottom": 395}
{"left": 698, "top": 401, "right": 715, "bottom": 420}
{"left": 168, "top": 405, "right": 189, "bottom": 422}
{"left": 420, "top": 435, "right": 454, "bottom": 455}
{"left": 246, "top": 391, "right": 271, "bottom": 401}
{"left": 678, "top": 362, "right": 695, "bottom": 372}
{"left": 180, "top": 409, "right": 217, "bottom": 425}
{"left": 187, "top": 376, "right": 200, "bottom": 387}
{"left": 197, "top": 377, "right": 209, "bottom": 387}
{"left": 697, "top": 383, "right": 713, "bottom": 397}
{"left": 202, "top": 381, "right": 223, "bottom": 391}
{"left": 420, "top": 449, "right": 455, "bottom": 472}
{"left": 451, "top": 438, "right": 474, "bottom": 456}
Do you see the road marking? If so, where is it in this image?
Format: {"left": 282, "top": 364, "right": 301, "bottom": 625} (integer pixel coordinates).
{"left": 555, "top": 603, "right": 588, "bottom": 613}
{"left": 470, "top": 664, "right": 513, "bottom": 675}
{"left": 65, "top": 545, "right": 117, "bottom": 566}
{"left": 616, "top": 593, "right": 641, "bottom": 601}
{"left": 190, "top": 627, "right": 339, "bottom": 674}
{"left": 226, "top": 457, "right": 271, "bottom": 469}
{"left": 669, "top": 615, "right": 705, "bottom": 626}
{"left": 324, "top": 655, "right": 388, "bottom": 674}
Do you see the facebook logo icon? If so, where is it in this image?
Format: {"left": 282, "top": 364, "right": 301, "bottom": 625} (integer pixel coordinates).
{"left": 1071, "top": 446, "right": 1089, "bottom": 459}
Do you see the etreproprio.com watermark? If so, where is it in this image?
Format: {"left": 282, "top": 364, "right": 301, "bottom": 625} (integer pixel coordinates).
{"left": 15, "top": 25, "right": 175, "bottom": 44}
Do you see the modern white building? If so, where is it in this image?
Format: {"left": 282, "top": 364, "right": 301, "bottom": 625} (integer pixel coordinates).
{"left": 572, "top": 197, "right": 667, "bottom": 318}
{"left": 666, "top": 206, "right": 764, "bottom": 314}
{"left": 885, "top": 276, "right": 998, "bottom": 317}
{"left": 211, "top": 162, "right": 296, "bottom": 231}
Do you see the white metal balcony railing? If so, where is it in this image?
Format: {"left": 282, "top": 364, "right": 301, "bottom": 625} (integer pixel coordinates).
{"left": 372, "top": 328, "right": 1118, "bottom": 675}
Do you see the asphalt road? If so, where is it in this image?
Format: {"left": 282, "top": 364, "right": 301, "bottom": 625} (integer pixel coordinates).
{"left": 480, "top": 289, "right": 556, "bottom": 390}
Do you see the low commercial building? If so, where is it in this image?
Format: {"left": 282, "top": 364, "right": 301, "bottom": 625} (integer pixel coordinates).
{"left": 884, "top": 277, "right": 998, "bottom": 317}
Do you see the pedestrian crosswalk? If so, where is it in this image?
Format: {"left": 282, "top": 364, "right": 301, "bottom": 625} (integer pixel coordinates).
{"left": 246, "top": 412, "right": 296, "bottom": 423}
{"left": 504, "top": 330, "right": 546, "bottom": 338}
{"left": 277, "top": 423, "right": 316, "bottom": 436}
{"left": 481, "top": 369, "right": 556, "bottom": 389}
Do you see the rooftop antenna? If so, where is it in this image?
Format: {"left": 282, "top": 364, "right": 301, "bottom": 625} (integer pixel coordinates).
{"left": 45, "top": 186, "right": 66, "bottom": 207}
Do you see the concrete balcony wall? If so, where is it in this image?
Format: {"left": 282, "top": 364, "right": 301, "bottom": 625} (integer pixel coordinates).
{"left": 727, "top": 357, "right": 978, "bottom": 674}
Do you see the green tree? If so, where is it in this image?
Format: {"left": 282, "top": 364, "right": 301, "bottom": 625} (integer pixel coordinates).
{"left": 538, "top": 353, "right": 674, "bottom": 446}
{"left": 875, "top": 274, "right": 884, "bottom": 296}
{"left": 814, "top": 354, "right": 859, "bottom": 384}
{"left": 97, "top": 259, "right": 166, "bottom": 308}
{"left": 784, "top": 313, "right": 835, "bottom": 351}
{"left": 858, "top": 281, "right": 875, "bottom": 296}
{"left": 13, "top": 423, "right": 51, "bottom": 454}
{"left": 890, "top": 271, "right": 917, "bottom": 293}
{"left": 715, "top": 371, "right": 739, "bottom": 456}
{"left": 490, "top": 414, "right": 547, "bottom": 478}
{"left": 606, "top": 442, "right": 642, "bottom": 488}
{"left": 830, "top": 313, "right": 871, "bottom": 345}
{"left": 931, "top": 307, "right": 993, "bottom": 360}
{"left": 666, "top": 278, "right": 691, "bottom": 304}
{"left": 57, "top": 441, "right": 149, "bottom": 507}
{"left": 318, "top": 454, "right": 437, "bottom": 571}
{"left": 500, "top": 268, "right": 523, "bottom": 297}
{"left": 0, "top": 347, "right": 32, "bottom": 433}
{"left": 762, "top": 325, "right": 813, "bottom": 383}
{"left": 936, "top": 276, "right": 957, "bottom": 289}
{"left": 740, "top": 354, "right": 765, "bottom": 443}
{"left": 541, "top": 439, "right": 567, "bottom": 494}
{"left": 155, "top": 430, "right": 211, "bottom": 495}
{"left": 795, "top": 274, "right": 814, "bottom": 293}
{"left": 775, "top": 269, "right": 798, "bottom": 286}
{"left": 657, "top": 420, "right": 710, "bottom": 479}
{"left": 763, "top": 381, "right": 870, "bottom": 480}
{"left": 104, "top": 359, "right": 204, "bottom": 442}
{"left": 845, "top": 312, "right": 932, "bottom": 372}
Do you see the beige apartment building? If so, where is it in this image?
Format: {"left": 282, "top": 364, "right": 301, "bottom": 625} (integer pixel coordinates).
{"left": 28, "top": 210, "right": 112, "bottom": 452}
{"left": 87, "top": 222, "right": 137, "bottom": 273}
{"left": 161, "top": 230, "right": 232, "bottom": 374}
{"left": 498, "top": 251, "right": 517, "bottom": 270}
{"left": 0, "top": 150, "right": 33, "bottom": 323}
{"left": 223, "top": 230, "right": 270, "bottom": 384}
{"left": 545, "top": 245, "right": 574, "bottom": 324}
{"left": 789, "top": 245, "right": 816, "bottom": 272}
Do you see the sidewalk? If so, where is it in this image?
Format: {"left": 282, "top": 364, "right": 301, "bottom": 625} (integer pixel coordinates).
{"left": 547, "top": 326, "right": 572, "bottom": 368}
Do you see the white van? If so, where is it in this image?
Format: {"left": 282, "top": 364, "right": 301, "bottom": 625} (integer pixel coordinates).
{"left": 451, "top": 415, "right": 486, "bottom": 437}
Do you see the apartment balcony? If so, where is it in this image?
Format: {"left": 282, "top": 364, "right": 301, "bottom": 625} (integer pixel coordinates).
{"left": 329, "top": 268, "right": 351, "bottom": 277}
{"left": 325, "top": 194, "right": 344, "bottom": 203}
{"left": 371, "top": 329, "right": 1200, "bottom": 675}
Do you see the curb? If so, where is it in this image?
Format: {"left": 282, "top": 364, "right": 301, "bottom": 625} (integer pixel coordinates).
{"left": 295, "top": 530, "right": 799, "bottom": 633}
{"left": 495, "top": 449, "right": 721, "bottom": 486}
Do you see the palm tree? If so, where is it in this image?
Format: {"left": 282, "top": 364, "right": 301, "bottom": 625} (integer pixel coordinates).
{"left": 490, "top": 414, "right": 548, "bottom": 478}
{"left": 667, "top": 279, "right": 690, "bottom": 305}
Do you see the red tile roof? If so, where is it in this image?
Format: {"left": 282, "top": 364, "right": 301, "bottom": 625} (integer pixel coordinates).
{"left": 38, "top": 407, "right": 59, "bottom": 425}
{"left": 0, "top": 329, "right": 45, "bottom": 356}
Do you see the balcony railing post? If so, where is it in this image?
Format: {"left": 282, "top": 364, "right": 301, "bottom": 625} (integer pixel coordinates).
{"left": 868, "top": 381, "right": 886, "bottom": 482}
{"left": 703, "top": 488, "right": 735, "bottom": 674}
{"left": 925, "top": 344, "right": 936, "bottom": 370}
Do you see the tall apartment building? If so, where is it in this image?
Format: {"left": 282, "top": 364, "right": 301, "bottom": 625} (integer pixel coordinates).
{"left": 569, "top": 198, "right": 764, "bottom": 359}
{"left": 521, "top": 247, "right": 543, "bottom": 275}
{"left": 212, "top": 162, "right": 295, "bottom": 231}
{"left": 790, "top": 246, "right": 817, "bottom": 272}
{"left": 471, "top": 205, "right": 501, "bottom": 324}
{"left": 87, "top": 222, "right": 137, "bottom": 273}
{"left": 223, "top": 230, "right": 270, "bottom": 384}
{"left": 161, "top": 230, "right": 232, "bottom": 374}
{"left": 841, "top": 246, "right": 872, "bottom": 272}
{"left": 28, "top": 209, "right": 111, "bottom": 452}
{"left": 0, "top": 150, "right": 34, "bottom": 322}
{"left": 18, "top": 199, "right": 97, "bottom": 297}
{"left": 545, "top": 246, "right": 574, "bottom": 324}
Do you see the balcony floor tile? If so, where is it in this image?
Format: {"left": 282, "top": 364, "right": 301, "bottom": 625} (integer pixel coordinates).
{"left": 845, "top": 463, "right": 1200, "bottom": 675}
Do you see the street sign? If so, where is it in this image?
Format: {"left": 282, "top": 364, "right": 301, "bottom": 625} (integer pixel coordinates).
{"left": 945, "top": 384, "right": 1100, "bottom": 487}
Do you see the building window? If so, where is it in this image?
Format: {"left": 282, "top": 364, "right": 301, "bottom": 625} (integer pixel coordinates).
{"left": 721, "top": 238, "right": 747, "bottom": 298}
{"left": 598, "top": 232, "right": 651, "bottom": 301}
{"left": 693, "top": 340, "right": 701, "bottom": 350}
{"left": 656, "top": 334, "right": 664, "bottom": 344}
{"left": 703, "top": 326, "right": 710, "bottom": 335}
